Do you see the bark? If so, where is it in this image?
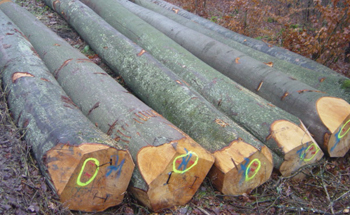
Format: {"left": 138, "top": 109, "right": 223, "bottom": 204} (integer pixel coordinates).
{"left": 134, "top": 0, "right": 350, "bottom": 92}
{"left": 0, "top": 1, "right": 215, "bottom": 211}
{"left": 120, "top": 0, "right": 350, "bottom": 157}
{"left": 133, "top": 0, "right": 350, "bottom": 103}
{"left": 81, "top": 0, "right": 324, "bottom": 177}
{"left": 0, "top": 10, "right": 134, "bottom": 212}
{"left": 43, "top": 0, "right": 275, "bottom": 197}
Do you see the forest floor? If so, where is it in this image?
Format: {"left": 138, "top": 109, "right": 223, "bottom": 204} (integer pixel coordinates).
{"left": 1, "top": 0, "right": 350, "bottom": 214}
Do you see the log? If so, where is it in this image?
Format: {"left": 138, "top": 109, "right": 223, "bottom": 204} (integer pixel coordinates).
{"left": 137, "top": 0, "right": 350, "bottom": 86}
{"left": 0, "top": 10, "right": 134, "bottom": 212}
{"left": 133, "top": 0, "right": 350, "bottom": 103}
{"left": 118, "top": 0, "right": 350, "bottom": 157}
{"left": 0, "top": 1, "right": 214, "bottom": 211}
{"left": 80, "top": 0, "right": 324, "bottom": 177}
{"left": 43, "top": 0, "right": 275, "bottom": 197}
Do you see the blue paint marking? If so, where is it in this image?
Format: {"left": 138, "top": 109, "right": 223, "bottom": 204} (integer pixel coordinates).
{"left": 177, "top": 148, "right": 192, "bottom": 171}
{"left": 296, "top": 142, "right": 309, "bottom": 160}
{"left": 106, "top": 154, "right": 125, "bottom": 178}
{"left": 330, "top": 130, "right": 341, "bottom": 152}
{"left": 239, "top": 158, "right": 250, "bottom": 178}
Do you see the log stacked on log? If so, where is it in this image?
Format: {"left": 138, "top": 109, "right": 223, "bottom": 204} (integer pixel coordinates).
{"left": 138, "top": 0, "right": 350, "bottom": 94}
{"left": 133, "top": 0, "right": 350, "bottom": 103}
{"left": 0, "top": 2, "right": 215, "bottom": 212}
{"left": 80, "top": 0, "right": 323, "bottom": 177}
{"left": 42, "top": 0, "right": 275, "bottom": 197}
{"left": 118, "top": 0, "right": 350, "bottom": 157}
{"left": 2, "top": 0, "right": 348, "bottom": 212}
{"left": 0, "top": 10, "right": 134, "bottom": 212}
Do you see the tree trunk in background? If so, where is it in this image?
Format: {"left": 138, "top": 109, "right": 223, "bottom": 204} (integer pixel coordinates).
{"left": 44, "top": 0, "right": 275, "bottom": 197}
{"left": 123, "top": 0, "right": 350, "bottom": 157}
{"left": 0, "top": 10, "right": 134, "bottom": 212}
{"left": 0, "top": 2, "right": 215, "bottom": 212}
{"left": 134, "top": 0, "right": 350, "bottom": 103}
{"left": 81, "top": 0, "right": 324, "bottom": 177}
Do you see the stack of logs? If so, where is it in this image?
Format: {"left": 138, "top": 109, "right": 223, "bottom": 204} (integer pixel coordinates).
{"left": 0, "top": 0, "right": 349, "bottom": 212}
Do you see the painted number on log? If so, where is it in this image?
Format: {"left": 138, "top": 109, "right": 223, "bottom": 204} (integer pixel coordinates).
{"left": 173, "top": 148, "right": 198, "bottom": 174}
{"left": 77, "top": 158, "right": 99, "bottom": 187}
{"left": 297, "top": 142, "right": 320, "bottom": 162}
{"left": 331, "top": 119, "right": 350, "bottom": 152}
{"left": 106, "top": 154, "right": 125, "bottom": 178}
{"left": 239, "top": 158, "right": 261, "bottom": 182}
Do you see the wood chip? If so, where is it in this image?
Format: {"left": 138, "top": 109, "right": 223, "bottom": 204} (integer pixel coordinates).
{"left": 264, "top": 62, "right": 274, "bottom": 67}
{"left": 12, "top": 72, "right": 34, "bottom": 83}
{"left": 215, "top": 119, "right": 229, "bottom": 127}
{"left": 235, "top": 57, "right": 240, "bottom": 64}
{"left": 137, "top": 49, "right": 146, "bottom": 56}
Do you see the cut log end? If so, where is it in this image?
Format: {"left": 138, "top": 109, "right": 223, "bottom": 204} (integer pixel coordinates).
{"left": 135, "top": 137, "right": 214, "bottom": 211}
{"left": 271, "top": 120, "right": 323, "bottom": 176}
{"left": 208, "top": 139, "right": 273, "bottom": 195}
{"left": 327, "top": 114, "right": 350, "bottom": 157}
{"left": 279, "top": 140, "right": 323, "bottom": 176}
{"left": 317, "top": 97, "right": 350, "bottom": 157}
{"left": 45, "top": 143, "right": 134, "bottom": 212}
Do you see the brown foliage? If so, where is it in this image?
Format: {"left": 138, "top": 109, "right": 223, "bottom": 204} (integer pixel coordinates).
{"left": 169, "top": 0, "right": 350, "bottom": 74}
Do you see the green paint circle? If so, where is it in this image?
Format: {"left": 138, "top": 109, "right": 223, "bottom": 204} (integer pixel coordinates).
{"left": 338, "top": 119, "right": 350, "bottom": 139}
{"left": 173, "top": 151, "right": 198, "bottom": 174}
{"left": 303, "top": 143, "right": 319, "bottom": 162}
{"left": 76, "top": 158, "right": 100, "bottom": 187}
{"left": 245, "top": 159, "right": 261, "bottom": 181}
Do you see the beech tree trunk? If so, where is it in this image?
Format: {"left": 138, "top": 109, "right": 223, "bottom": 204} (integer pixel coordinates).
{"left": 43, "top": 0, "right": 275, "bottom": 197}
{"left": 133, "top": 0, "right": 350, "bottom": 103}
{"left": 120, "top": 0, "right": 350, "bottom": 157}
{"left": 0, "top": 10, "right": 134, "bottom": 212}
{"left": 136, "top": 0, "right": 350, "bottom": 91}
{"left": 0, "top": 2, "right": 215, "bottom": 212}
{"left": 81, "top": 0, "right": 324, "bottom": 177}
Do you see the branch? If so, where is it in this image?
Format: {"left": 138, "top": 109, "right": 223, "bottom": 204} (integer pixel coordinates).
{"left": 321, "top": 163, "right": 335, "bottom": 214}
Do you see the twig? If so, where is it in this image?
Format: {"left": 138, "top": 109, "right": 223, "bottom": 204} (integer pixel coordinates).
{"left": 321, "top": 163, "right": 335, "bottom": 214}
{"left": 262, "top": 196, "right": 280, "bottom": 213}
{"left": 130, "top": 202, "right": 150, "bottom": 214}
{"left": 196, "top": 206, "right": 211, "bottom": 215}
{"left": 275, "top": 205, "right": 332, "bottom": 214}
{"left": 273, "top": 159, "right": 324, "bottom": 189}
{"left": 333, "top": 190, "right": 350, "bottom": 203}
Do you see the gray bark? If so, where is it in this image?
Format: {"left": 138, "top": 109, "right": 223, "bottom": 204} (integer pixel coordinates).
{"left": 118, "top": 0, "right": 343, "bottom": 151}
{"left": 0, "top": 1, "right": 207, "bottom": 196}
{"left": 41, "top": 0, "right": 271, "bottom": 158}
{"left": 80, "top": 0, "right": 317, "bottom": 170}
{"left": 136, "top": 0, "right": 350, "bottom": 85}
{"left": 133, "top": 0, "right": 350, "bottom": 103}
{"left": 0, "top": 9, "right": 125, "bottom": 198}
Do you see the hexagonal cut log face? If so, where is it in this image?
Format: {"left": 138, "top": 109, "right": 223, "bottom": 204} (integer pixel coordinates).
{"left": 317, "top": 97, "right": 350, "bottom": 157}
{"left": 46, "top": 143, "right": 134, "bottom": 211}
{"left": 209, "top": 140, "right": 273, "bottom": 195}
{"left": 134, "top": 137, "right": 214, "bottom": 211}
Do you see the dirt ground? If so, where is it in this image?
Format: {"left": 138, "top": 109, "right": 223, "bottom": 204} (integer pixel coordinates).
{"left": 1, "top": 0, "right": 350, "bottom": 214}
